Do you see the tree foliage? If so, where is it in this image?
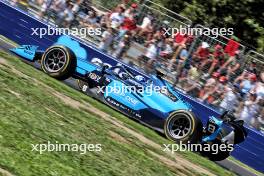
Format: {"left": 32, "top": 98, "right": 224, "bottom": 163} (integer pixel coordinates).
{"left": 154, "top": 0, "right": 264, "bottom": 52}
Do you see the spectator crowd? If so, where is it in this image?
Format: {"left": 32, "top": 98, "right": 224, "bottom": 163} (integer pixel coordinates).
{"left": 9, "top": 0, "right": 264, "bottom": 131}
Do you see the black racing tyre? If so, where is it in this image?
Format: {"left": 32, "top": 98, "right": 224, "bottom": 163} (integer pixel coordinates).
{"left": 77, "top": 79, "right": 90, "bottom": 92}
{"left": 205, "top": 150, "right": 230, "bottom": 161}
{"left": 200, "top": 142, "right": 231, "bottom": 161}
{"left": 164, "top": 110, "right": 203, "bottom": 144}
{"left": 41, "top": 45, "right": 76, "bottom": 80}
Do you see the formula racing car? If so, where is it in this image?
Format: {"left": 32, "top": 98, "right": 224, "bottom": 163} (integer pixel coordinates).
{"left": 11, "top": 42, "right": 247, "bottom": 161}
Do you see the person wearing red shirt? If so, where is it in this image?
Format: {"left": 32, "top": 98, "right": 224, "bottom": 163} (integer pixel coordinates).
{"left": 115, "top": 15, "right": 137, "bottom": 41}
{"left": 116, "top": 4, "right": 138, "bottom": 41}
{"left": 121, "top": 16, "right": 137, "bottom": 31}
{"left": 192, "top": 42, "right": 210, "bottom": 64}
{"left": 208, "top": 44, "right": 225, "bottom": 74}
{"left": 174, "top": 33, "right": 187, "bottom": 44}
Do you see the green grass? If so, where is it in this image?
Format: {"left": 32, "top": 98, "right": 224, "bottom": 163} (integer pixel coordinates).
{"left": 229, "top": 157, "right": 264, "bottom": 176}
{"left": 0, "top": 35, "right": 18, "bottom": 47}
{"left": 0, "top": 50, "right": 238, "bottom": 176}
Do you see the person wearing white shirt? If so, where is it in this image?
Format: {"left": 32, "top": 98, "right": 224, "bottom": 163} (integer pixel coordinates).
{"left": 109, "top": 7, "right": 125, "bottom": 29}
{"left": 145, "top": 41, "right": 158, "bottom": 60}
{"left": 240, "top": 93, "right": 260, "bottom": 124}
{"left": 140, "top": 16, "right": 151, "bottom": 29}
{"left": 220, "top": 86, "right": 239, "bottom": 112}
{"left": 98, "top": 27, "right": 114, "bottom": 53}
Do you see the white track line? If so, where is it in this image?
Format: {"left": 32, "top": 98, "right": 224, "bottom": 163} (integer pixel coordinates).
{"left": 0, "top": 37, "right": 17, "bottom": 48}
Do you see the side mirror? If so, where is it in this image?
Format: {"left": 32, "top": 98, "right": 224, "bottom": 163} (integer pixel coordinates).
{"left": 232, "top": 120, "right": 244, "bottom": 126}
{"left": 220, "top": 111, "right": 228, "bottom": 119}
{"left": 120, "top": 73, "right": 129, "bottom": 80}
{"left": 222, "top": 111, "right": 236, "bottom": 123}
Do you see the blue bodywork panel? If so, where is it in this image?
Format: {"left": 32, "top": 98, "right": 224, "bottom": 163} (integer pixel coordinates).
{"left": 10, "top": 45, "right": 39, "bottom": 61}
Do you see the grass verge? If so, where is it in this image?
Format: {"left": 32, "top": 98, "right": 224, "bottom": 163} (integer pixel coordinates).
{"left": 0, "top": 50, "right": 238, "bottom": 176}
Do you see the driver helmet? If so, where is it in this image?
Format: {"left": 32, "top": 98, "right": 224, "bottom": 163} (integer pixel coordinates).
{"left": 135, "top": 75, "right": 145, "bottom": 82}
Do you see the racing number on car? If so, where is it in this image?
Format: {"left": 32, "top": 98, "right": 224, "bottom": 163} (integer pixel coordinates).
{"left": 82, "top": 85, "right": 88, "bottom": 92}
{"left": 208, "top": 124, "right": 216, "bottom": 133}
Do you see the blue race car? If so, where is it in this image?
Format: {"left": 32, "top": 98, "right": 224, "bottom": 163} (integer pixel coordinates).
{"left": 11, "top": 44, "right": 247, "bottom": 161}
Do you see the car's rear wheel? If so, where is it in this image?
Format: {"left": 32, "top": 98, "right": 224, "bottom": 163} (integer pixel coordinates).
{"left": 164, "top": 110, "right": 202, "bottom": 144}
{"left": 41, "top": 46, "right": 76, "bottom": 80}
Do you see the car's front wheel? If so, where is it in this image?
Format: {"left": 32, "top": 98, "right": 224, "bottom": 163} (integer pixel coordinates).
{"left": 41, "top": 45, "right": 76, "bottom": 80}
{"left": 164, "top": 110, "right": 202, "bottom": 144}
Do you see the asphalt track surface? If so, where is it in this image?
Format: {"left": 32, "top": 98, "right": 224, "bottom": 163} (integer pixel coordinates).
{"left": 0, "top": 37, "right": 258, "bottom": 176}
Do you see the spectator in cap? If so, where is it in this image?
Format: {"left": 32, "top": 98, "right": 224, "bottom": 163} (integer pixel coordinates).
{"left": 238, "top": 73, "right": 257, "bottom": 97}
{"left": 115, "top": 9, "right": 137, "bottom": 41}
{"left": 192, "top": 42, "right": 210, "bottom": 64}
{"left": 234, "top": 60, "right": 258, "bottom": 84}
{"left": 124, "top": 3, "right": 138, "bottom": 18}
{"left": 109, "top": 6, "right": 125, "bottom": 29}
{"left": 209, "top": 75, "right": 229, "bottom": 105}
